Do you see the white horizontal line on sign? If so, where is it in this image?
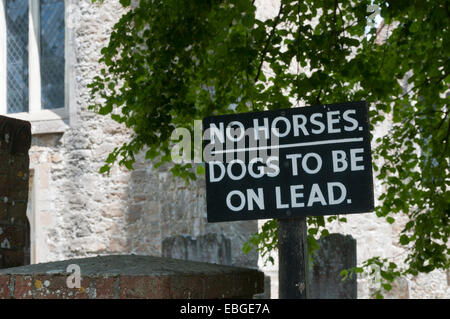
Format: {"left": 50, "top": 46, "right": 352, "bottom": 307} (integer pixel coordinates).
{"left": 210, "top": 137, "right": 364, "bottom": 155}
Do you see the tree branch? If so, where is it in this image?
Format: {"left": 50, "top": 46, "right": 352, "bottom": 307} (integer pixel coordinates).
{"left": 395, "top": 70, "right": 450, "bottom": 101}
{"left": 435, "top": 110, "right": 448, "bottom": 131}
{"left": 444, "top": 119, "right": 450, "bottom": 152}
{"left": 316, "top": 86, "right": 323, "bottom": 105}
{"left": 254, "top": 3, "right": 284, "bottom": 82}
{"left": 375, "top": 24, "right": 390, "bottom": 76}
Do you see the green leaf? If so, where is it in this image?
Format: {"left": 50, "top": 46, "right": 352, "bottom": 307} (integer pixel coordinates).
{"left": 321, "top": 229, "right": 330, "bottom": 237}
{"left": 382, "top": 283, "right": 392, "bottom": 291}
{"left": 354, "top": 267, "right": 364, "bottom": 274}
{"left": 380, "top": 270, "right": 394, "bottom": 282}
{"left": 399, "top": 235, "right": 410, "bottom": 245}
{"left": 99, "top": 104, "right": 113, "bottom": 115}
{"left": 196, "top": 165, "right": 205, "bottom": 175}
{"left": 242, "top": 242, "right": 252, "bottom": 254}
{"left": 409, "top": 22, "right": 420, "bottom": 33}
{"left": 375, "top": 292, "right": 384, "bottom": 299}
{"left": 339, "top": 269, "right": 348, "bottom": 281}
{"left": 99, "top": 164, "right": 110, "bottom": 174}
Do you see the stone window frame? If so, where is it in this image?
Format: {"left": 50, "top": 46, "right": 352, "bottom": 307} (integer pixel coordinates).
{"left": 25, "top": 163, "right": 51, "bottom": 265}
{"left": 0, "top": 0, "right": 76, "bottom": 135}
{"left": 26, "top": 168, "right": 35, "bottom": 264}
{"left": 25, "top": 160, "right": 54, "bottom": 265}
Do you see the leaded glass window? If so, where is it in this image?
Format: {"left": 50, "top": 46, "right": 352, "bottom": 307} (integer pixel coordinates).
{"left": 6, "top": 0, "right": 29, "bottom": 114}
{"left": 2, "top": 0, "right": 65, "bottom": 115}
{"left": 40, "top": 0, "right": 65, "bottom": 110}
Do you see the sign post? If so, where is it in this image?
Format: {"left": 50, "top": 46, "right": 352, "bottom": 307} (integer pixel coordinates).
{"left": 203, "top": 101, "right": 374, "bottom": 299}
{"left": 278, "top": 216, "right": 309, "bottom": 298}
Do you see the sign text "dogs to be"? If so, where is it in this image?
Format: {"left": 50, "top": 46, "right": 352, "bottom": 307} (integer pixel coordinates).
{"left": 203, "top": 101, "right": 374, "bottom": 223}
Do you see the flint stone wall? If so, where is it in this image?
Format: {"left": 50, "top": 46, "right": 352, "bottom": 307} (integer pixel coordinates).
{"left": 27, "top": 0, "right": 258, "bottom": 270}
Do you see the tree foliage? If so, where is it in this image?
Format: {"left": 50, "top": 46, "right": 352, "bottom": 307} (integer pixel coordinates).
{"left": 89, "top": 0, "right": 449, "bottom": 297}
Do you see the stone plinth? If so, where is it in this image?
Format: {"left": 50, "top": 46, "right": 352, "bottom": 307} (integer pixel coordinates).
{"left": 0, "top": 116, "right": 32, "bottom": 269}
{"left": 309, "top": 233, "right": 357, "bottom": 299}
{"left": 0, "top": 254, "right": 264, "bottom": 299}
{"left": 162, "top": 233, "right": 232, "bottom": 266}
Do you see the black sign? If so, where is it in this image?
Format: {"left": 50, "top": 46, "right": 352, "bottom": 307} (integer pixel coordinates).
{"left": 203, "top": 101, "right": 374, "bottom": 223}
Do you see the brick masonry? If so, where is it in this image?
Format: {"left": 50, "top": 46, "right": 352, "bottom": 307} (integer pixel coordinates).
{"left": 0, "top": 255, "right": 264, "bottom": 299}
{"left": 0, "top": 116, "right": 32, "bottom": 269}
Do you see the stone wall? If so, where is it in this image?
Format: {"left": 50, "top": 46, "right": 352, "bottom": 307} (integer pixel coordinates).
{"left": 28, "top": 0, "right": 258, "bottom": 270}
{"left": 0, "top": 116, "right": 32, "bottom": 269}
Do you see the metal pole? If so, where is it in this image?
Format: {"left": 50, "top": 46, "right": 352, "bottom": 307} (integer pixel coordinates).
{"left": 278, "top": 216, "right": 309, "bottom": 299}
